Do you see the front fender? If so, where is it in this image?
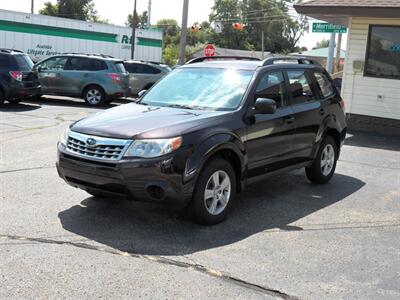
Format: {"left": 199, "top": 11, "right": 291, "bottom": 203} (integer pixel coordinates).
{"left": 184, "top": 133, "right": 246, "bottom": 184}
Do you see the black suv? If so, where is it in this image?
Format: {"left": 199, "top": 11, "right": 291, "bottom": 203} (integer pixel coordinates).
{"left": 56, "top": 56, "right": 347, "bottom": 225}
{"left": 0, "top": 49, "right": 41, "bottom": 105}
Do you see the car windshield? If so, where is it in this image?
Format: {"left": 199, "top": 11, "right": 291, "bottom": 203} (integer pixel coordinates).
{"left": 140, "top": 67, "right": 254, "bottom": 111}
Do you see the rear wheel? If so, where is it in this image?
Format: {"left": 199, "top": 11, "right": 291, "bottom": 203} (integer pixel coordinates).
{"left": 306, "top": 135, "right": 338, "bottom": 184}
{"left": 83, "top": 85, "right": 106, "bottom": 106}
{"left": 0, "top": 89, "right": 4, "bottom": 106}
{"left": 8, "top": 98, "right": 22, "bottom": 104}
{"left": 188, "top": 158, "right": 236, "bottom": 225}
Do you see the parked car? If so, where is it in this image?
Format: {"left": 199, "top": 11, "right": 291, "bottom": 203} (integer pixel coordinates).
{"left": 33, "top": 54, "right": 130, "bottom": 106}
{"left": 56, "top": 56, "right": 347, "bottom": 225}
{"left": 0, "top": 49, "right": 41, "bottom": 105}
{"left": 123, "top": 60, "right": 171, "bottom": 96}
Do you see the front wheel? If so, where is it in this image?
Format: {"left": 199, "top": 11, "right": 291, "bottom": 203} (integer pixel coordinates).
{"left": 83, "top": 86, "right": 106, "bottom": 106}
{"left": 306, "top": 135, "right": 338, "bottom": 184}
{"left": 189, "top": 158, "right": 237, "bottom": 225}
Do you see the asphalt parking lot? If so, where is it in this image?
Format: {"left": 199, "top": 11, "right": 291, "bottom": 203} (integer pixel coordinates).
{"left": 1, "top": 96, "right": 399, "bottom": 300}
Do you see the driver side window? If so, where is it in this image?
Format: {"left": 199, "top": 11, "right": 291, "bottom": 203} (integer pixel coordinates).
{"left": 255, "top": 71, "right": 286, "bottom": 108}
{"left": 40, "top": 57, "right": 67, "bottom": 71}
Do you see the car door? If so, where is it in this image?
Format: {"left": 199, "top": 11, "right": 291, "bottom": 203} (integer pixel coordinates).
{"left": 285, "top": 69, "right": 323, "bottom": 159}
{"left": 36, "top": 56, "right": 68, "bottom": 94}
{"left": 62, "top": 57, "right": 95, "bottom": 96}
{"left": 245, "top": 70, "right": 296, "bottom": 177}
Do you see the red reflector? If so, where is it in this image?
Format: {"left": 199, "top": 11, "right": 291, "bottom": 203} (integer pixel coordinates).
{"left": 108, "top": 73, "right": 121, "bottom": 84}
{"left": 10, "top": 71, "right": 23, "bottom": 81}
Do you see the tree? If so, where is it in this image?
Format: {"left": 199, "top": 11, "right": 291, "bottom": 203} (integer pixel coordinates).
{"left": 126, "top": 11, "right": 149, "bottom": 28}
{"left": 39, "top": 0, "right": 108, "bottom": 23}
{"left": 208, "top": 0, "right": 308, "bottom": 53}
{"left": 313, "top": 39, "right": 329, "bottom": 49}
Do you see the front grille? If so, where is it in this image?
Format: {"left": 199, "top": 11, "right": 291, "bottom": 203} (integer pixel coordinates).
{"left": 66, "top": 131, "right": 131, "bottom": 161}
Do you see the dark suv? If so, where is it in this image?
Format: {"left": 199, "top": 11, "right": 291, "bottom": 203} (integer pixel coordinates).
{"left": 56, "top": 56, "right": 347, "bottom": 225}
{"left": 34, "top": 54, "right": 130, "bottom": 106}
{"left": 0, "top": 49, "right": 41, "bottom": 105}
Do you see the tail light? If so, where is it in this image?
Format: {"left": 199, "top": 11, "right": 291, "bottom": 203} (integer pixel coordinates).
{"left": 339, "top": 98, "right": 345, "bottom": 110}
{"left": 10, "top": 71, "right": 23, "bottom": 82}
{"left": 108, "top": 73, "right": 121, "bottom": 84}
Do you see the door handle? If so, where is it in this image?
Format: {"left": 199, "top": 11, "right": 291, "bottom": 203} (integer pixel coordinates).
{"left": 284, "top": 116, "right": 295, "bottom": 124}
{"left": 319, "top": 108, "right": 325, "bottom": 115}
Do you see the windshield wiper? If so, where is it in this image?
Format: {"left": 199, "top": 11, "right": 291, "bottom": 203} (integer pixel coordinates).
{"left": 167, "top": 104, "right": 195, "bottom": 110}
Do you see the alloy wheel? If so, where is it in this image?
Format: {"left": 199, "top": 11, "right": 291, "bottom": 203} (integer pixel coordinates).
{"left": 86, "top": 89, "right": 102, "bottom": 105}
{"left": 204, "top": 170, "right": 231, "bottom": 215}
{"left": 321, "top": 144, "right": 335, "bottom": 176}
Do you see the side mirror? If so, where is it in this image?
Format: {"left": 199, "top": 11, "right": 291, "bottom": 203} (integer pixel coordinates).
{"left": 138, "top": 90, "right": 147, "bottom": 98}
{"left": 254, "top": 98, "right": 277, "bottom": 114}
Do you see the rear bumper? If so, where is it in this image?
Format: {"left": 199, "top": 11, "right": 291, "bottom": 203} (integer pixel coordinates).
{"left": 56, "top": 143, "right": 194, "bottom": 205}
{"left": 6, "top": 84, "right": 41, "bottom": 99}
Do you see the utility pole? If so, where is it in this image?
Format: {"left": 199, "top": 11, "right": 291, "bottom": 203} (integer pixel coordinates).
{"left": 335, "top": 33, "right": 342, "bottom": 73}
{"left": 148, "top": 0, "right": 152, "bottom": 26}
{"left": 131, "top": 0, "right": 137, "bottom": 59}
{"left": 31, "top": 0, "right": 34, "bottom": 13}
{"left": 326, "top": 32, "right": 336, "bottom": 74}
{"left": 177, "top": 0, "right": 189, "bottom": 65}
{"left": 261, "top": 30, "right": 265, "bottom": 59}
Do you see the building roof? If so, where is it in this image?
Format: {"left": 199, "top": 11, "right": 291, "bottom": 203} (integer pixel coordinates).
{"left": 292, "top": 47, "right": 346, "bottom": 58}
{"left": 297, "top": 0, "right": 400, "bottom": 8}
{"left": 295, "top": 0, "right": 400, "bottom": 25}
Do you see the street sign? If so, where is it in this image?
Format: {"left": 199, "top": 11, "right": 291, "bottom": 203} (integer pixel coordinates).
{"left": 312, "top": 23, "right": 347, "bottom": 33}
{"left": 204, "top": 44, "right": 216, "bottom": 57}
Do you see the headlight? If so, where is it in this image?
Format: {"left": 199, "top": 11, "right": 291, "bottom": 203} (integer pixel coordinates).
{"left": 59, "top": 127, "right": 69, "bottom": 146}
{"left": 124, "top": 137, "right": 182, "bottom": 158}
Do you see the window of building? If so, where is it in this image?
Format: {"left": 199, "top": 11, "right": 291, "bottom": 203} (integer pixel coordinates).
{"left": 365, "top": 25, "right": 400, "bottom": 80}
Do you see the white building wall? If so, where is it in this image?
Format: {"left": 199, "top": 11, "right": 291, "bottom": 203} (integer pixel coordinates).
{"left": 342, "top": 17, "right": 400, "bottom": 120}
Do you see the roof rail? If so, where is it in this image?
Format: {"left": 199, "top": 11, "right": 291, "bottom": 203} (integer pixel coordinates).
{"left": 61, "top": 53, "right": 115, "bottom": 58}
{"left": 186, "top": 56, "right": 261, "bottom": 65}
{"left": 0, "top": 48, "right": 24, "bottom": 54}
{"left": 262, "top": 56, "right": 322, "bottom": 67}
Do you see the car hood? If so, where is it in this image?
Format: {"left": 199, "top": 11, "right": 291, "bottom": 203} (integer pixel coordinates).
{"left": 71, "top": 103, "right": 229, "bottom": 139}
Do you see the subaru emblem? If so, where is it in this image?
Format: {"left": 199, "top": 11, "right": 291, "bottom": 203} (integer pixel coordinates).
{"left": 86, "top": 138, "right": 97, "bottom": 147}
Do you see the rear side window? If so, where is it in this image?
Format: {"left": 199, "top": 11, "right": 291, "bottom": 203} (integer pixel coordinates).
{"left": 287, "top": 70, "right": 317, "bottom": 105}
{"left": 314, "top": 71, "right": 335, "bottom": 99}
{"left": 124, "top": 63, "right": 141, "bottom": 73}
{"left": 114, "top": 62, "right": 126, "bottom": 73}
{"left": 14, "top": 55, "right": 34, "bottom": 71}
{"left": 256, "top": 71, "right": 286, "bottom": 108}
{"left": 0, "top": 54, "right": 10, "bottom": 69}
{"left": 65, "top": 58, "right": 92, "bottom": 71}
{"left": 142, "top": 65, "right": 161, "bottom": 74}
{"left": 90, "top": 59, "right": 108, "bottom": 71}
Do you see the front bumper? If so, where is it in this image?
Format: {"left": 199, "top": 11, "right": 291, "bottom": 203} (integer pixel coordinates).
{"left": 56, "top": 143, "right": 194, "bottom": 205}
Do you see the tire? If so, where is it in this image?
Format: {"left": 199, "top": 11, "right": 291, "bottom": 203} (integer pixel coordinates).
{"left": 0, "top": 89, "right": 4, "bottom": 106}
{"left": 83, "top": 85, "right": 106, "bottom": 106}
{"left": 188, "top": 158, "right": 237, "bottom": 225}
{"left": 8, "top": 98, "right": 22, "bottom": 104}
{"left": 306, "top": 135, "right": 338, "bottom": 184}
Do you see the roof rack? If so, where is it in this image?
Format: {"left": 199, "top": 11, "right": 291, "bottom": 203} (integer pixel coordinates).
{"left": 262, "top": 56, "right": 322, "bottom": 67}
{"left": 0, "top": 48, "right": 24, "bottom": 54}
{"left": 186, "top": 56, "right": 261, "bottom": 65}
{"left": 62, "top": 53, "right": 115, "bottom": 58}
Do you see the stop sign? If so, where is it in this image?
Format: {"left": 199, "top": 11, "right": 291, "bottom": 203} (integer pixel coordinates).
{"left": 204, "top": 44, "right": 216, "bottom": 57}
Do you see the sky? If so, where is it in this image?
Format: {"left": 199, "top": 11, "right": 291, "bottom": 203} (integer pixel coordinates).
{"left": 0, "top": 0, "right": 347, "bottom": 50}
